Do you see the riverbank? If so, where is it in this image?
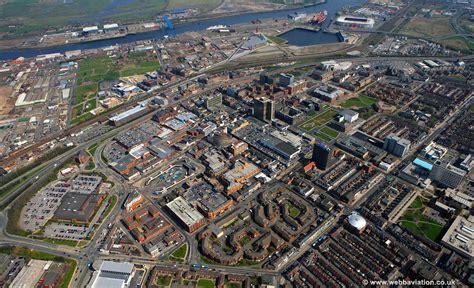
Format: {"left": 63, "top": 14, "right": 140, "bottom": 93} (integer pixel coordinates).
{"left": 0, "top": 0, "right": 366, "bottom": 60}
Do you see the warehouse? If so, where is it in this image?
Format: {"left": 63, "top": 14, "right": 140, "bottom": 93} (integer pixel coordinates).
{"left": 109, "top": 103, "right": 149, "bottom": 126}
{"left": 336, "top": 16, "right": 375, "bottom": 28}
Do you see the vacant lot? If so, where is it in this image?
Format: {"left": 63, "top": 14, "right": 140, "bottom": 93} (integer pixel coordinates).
{"left": 71, "top": 54, "right": 159, "bottom": 125}
{"left": 342, "top": 94, "right": 377, "bottom": 108}
{"left": 439, "top": 36, "right": 474, "bottom": 52}
{"left": 401, "top": 16, "right": 455, "bottom": 39}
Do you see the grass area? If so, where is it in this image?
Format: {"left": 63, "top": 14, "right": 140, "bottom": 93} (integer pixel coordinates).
{"left": 101, "top": 195, "right": 118, "bottom": 221}
{"left": 314, "top": 132, "right": 332, "bottom": 143}
{"left": 287, "top": 202, "right": 301, "bottom": 218}
{"left": 197, "top": 278, "right": 215, "bottom": 288}
{"left": 74, "top": 83, "right": 97, "bottom": 104}
{"left": 0, "top": 246, "right": 76, "bottom": 288}
{"left": 342, "top": 94, "right": 377, "bottom": 108}
{"left": 267, "top": 35, "right": 287, "bottom": 45}
{"left": 84, "top": 98, "right": 97, "bottom": 113}
{"left": 439, "top": 36, "right": 474, "bottom": 52}
{"left": 87, "top": 143, "right": 98, "bottom": 156}
{"left": 119, "top": 60, "right": 160, "bottom": 77}
{"left": 170, "top": 244, "right": 188, "bottom": 260}
{"left": 226, "top": 283, "right": 241, "bottom": 288}
{"left": 239, "top": 236, "right": 251, "bottom": 246}
{"left": 44, "top": 238, "right": 78, "bottom": 248}
{"left": 236, "top": 259, "right": 261, "bottom": 267}
{"left": 71, "top": 54, "right": 159, "bottom": 125}
{"left": 85, "top": 159, "right": 96, "bottom": 171}
{"left": 399, "top": 196, "right": 445, "bottom": 241}
{"left": 200, "top": 255, "right": 218, "bottom": 265}
{"left": 155, "top": 275, "right": 172, "bottom": 286}
{"left": 319, "top": 126, "right": 339, "bottom": 138}
{"left": 400, "top": 16, "right": 455, "bottom": 38}
{"left": 299, "top": 109, "right": 338, "bottom": 132}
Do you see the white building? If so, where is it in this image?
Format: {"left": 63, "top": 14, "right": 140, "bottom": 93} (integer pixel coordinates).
{"left": 90, "top": 261, "right": 135, "bottom": 288}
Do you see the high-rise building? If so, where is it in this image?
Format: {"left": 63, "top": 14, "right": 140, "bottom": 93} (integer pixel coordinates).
{"left": 254, "top": 98, "right": 275, "bottom": 122}
{"left": 312, "top": 143, "right": 337, "bottom": 170}
{"left": 259, "top": 72, "right": 275, "bottom": 85}
{"left": 383, "top": 134, "right": 411, "bottom": 158}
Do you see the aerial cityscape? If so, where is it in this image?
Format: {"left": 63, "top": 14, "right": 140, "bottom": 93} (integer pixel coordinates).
{"left": 0, "top": 0, "right": 473, "bottom": 287}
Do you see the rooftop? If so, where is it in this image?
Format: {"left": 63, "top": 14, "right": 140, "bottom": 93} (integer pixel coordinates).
{"left": 166, "top": 196, "right": 204, "bottom": 226}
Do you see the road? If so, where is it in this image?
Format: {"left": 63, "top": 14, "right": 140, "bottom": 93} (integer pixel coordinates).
{"left": 0, "top": 48, "right": 473, "bottom": 287}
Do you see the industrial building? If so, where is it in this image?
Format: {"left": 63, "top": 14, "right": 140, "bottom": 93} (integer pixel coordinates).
{"left": 335, "top": 16, "right": 375, "bottom": 28}
{"left": 90, "top": 261, "right": 135, "bottom": 288}
{"left": 166, "top": 196, "right": 205, "bottom": 233}
{"left": 109, "top": 103, "right": 149, "bottom": 126}
{"left": 54, "top": 193, "right": 106, "bottom": 223}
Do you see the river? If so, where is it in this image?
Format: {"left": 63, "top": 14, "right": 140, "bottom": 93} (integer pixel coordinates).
{"left": 0, "top": 0, "right": 366, "bottom": 60}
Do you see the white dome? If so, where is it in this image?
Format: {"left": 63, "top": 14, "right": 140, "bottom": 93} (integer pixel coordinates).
{"left": 348, "top": 212, "right": 367, "bottom": 230}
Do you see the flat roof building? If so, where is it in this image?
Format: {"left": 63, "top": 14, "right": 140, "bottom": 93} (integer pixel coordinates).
{"left": 54, "top": 193, "right": 105, "bottom": 223}
{"left": 91, "top": 261, "right": 135, "bottom": 288}
{"left": 441, "top": 215, "right": 474, "bottom": 259}
{"left": 166, "top": 196, "right": 205, "bottom": 232}
{"left": 336, "top": 16, "right": 375, "bottom": 28}
{"left": 109, "top": 103, "right": 149, "bottom": 126}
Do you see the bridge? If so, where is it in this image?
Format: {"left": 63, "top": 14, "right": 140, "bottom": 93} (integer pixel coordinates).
{"left": 163, "top": 15, "right": 176, "bottom": 36}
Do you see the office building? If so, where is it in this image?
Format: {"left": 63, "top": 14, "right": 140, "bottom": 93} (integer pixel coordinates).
{"left": 383, "top": 134, "right": 411, "bottom": 158}
{"left": 279, "top": 73, "right": 294, "bottom": 87}
{"left": 441, "top": 215, "right": 474, "bottom": 259}
{"left": 254, "top": 98, "right": 275, "bottom": 122}
{"left": 259, "top": 72, "right": 275, "bottom": 85}
{"left": 166, "top": 196, "right": 205, "bottom": 232}
{"left": 312, "top": 143, "right": 337, "bottom": 170}
{"left": 430, "top": 162, "right": 467, "bottom": 188}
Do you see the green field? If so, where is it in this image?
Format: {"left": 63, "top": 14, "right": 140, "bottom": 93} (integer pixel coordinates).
{"left": 1, "top": 0, "right": 221, "bottom": 36}
{"left": 314, "top": 132, "right": 333, "bottom": 143}
{"left": 320, "top": 126, "right": 339, "bottom": 138}
{"left": 87, "top": 143, "right": 98, "bottom": 156}
{"left": 71, "top": 54, "right": 159, "bottom": 125}
{"left": 267, "top": 35, "right": 287, "bottom": 45}
{"left": 44, "top": 238, "right": 78, "bottom": 247}
{"left": 342, "top": 94, "right": 377, "bottom": 108}
{"left": 288, "top": 205, "right": 301, "bottom": 218}
{"left": 155, "top": 275, "right": 172, "bottom": 286}
{"left": 299, "top": 109, "right": 338, "bottom": 132}
{"left": 101, "top": 195, "right": 118, "bottom": 221}
{"left": 169, "top": 244, "right": 188, "bottom": 261}
{"left": 197, "top": 278, "right": 216, "bottom": 288}
{"left": 399, "top": 196, "right": 445, "bottom": 242}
